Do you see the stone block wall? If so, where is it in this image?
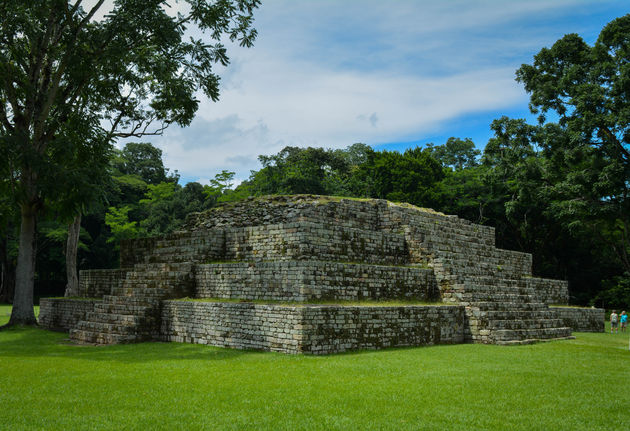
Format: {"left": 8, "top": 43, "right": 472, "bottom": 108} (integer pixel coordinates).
{"left": 78, "top": 269, "right": 125, "bottom": 298}
{"left": 39, "top": 298, "right": 99, "bottom": 330}
{"left": 183, "top": 196, "right": 499, "bottom": 260}
{"left": 382, "top": 204, "right": 496, "bottom": 246}
{"left": 113, "top": 263, "right": 196, "bottom": 300}
{"left": 161, "top": 301, "right": 304, "bottom": 353}
{"left": 120, "top": 222, "right": 409, "bottom": 266}
{"left": 194, "top": 261, "right": 438, "bottom": 301}
{"left": 381, "top": 204, "right": 535, "bottom": 281}
{"left": 121, "top": 232, "right": 223, "bottom": 267}
{"left": 430, "top": 248, "right": 532, "bottom": 280}
{"left": 406, "top": 226, "right": 531, "bottom": 279}
{"left": 121, "top": 196, "right": 545, "bottom": 289}
{"left": 220, "top": 222, "right": 408, "bottom": 264}
{"left": 160, "top": 301, "right": 464, "bottom": 354}
{"left": 184, "top": 195, "right": 385, "bottom": 231}
{"left": 120, "top": 237, "right": 158, "bottom": 268}
{"left": 550, "top": 307, "right": 604, "bottom": 332}
{"left": 526, "top": 278, "right": 569, "bottom": 305}
{"left": 147, "top": 232, "right": 226, "bottom": 264}
{"left": 180, "top": 196, "right": 544, "bottom": 283}
{"left": 299, "top": 305, "right": 465, "bottom": 354}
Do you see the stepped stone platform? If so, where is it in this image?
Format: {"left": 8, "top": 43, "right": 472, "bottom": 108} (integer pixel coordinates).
{"left": 40, "top": 195, "right": 604, "bottom": 354}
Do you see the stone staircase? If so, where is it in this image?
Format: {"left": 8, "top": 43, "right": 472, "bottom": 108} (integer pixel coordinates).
{"left": 394, "top": 210, "right": 573, "bottom": 344}
{"left": 433, "top": 252, "right": 572, "bottom": 344}
{"left": 70, "top": 263, "right": 192, "bottom": 344}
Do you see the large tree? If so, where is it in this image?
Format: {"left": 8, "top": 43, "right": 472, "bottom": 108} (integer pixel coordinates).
{"left": 0, "top": 0, "right": 259, "bottom": 325}
{"left": 350, "top": 147, "right": 444, "bottom": 206}
{"left": 425, "top": 137, "right": 480, "bottom": 171}
{"left": 515, "top": 14, "right": 630, "bottom": 275}
{"left": 114, "top": 142, "right": 173, "bottom": 186}
{"left": 250, "top": 146, "right": 353, "bottom": 196}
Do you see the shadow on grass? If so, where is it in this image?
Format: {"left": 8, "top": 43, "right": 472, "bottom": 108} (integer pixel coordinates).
{"left": 0, "top": 325, "right": 273, "bottom": 364}
{"left": 0, "top": 325, "right": 466, "bottom": 365}
{"left": 3, "top": 320, "right": 616, "bottom": 368}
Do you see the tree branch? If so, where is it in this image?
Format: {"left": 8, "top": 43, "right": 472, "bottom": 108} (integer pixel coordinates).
{"left": 3, "top": 72, "right": 22, "bottom": 127}
{"left": 25, "top": 7, "right": 59, "bottom": 130}
{"left": 49, "top": 0, "right": 85, "bottom": 47}
{"left": 0, "top": 101, "right": 13, "bottom": 131}
{"left": 33, "top": 0, "right": 107, "bottom": 149}
{"left": 106, "top": 109, "right": 169, "bottom": 139}
{"left": 598, "top": 125, "right": 630, "bottom": 163}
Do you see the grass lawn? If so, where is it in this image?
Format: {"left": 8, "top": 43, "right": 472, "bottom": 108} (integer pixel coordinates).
{"left": 1, "top": 304, "right": 628, "bottom": 430}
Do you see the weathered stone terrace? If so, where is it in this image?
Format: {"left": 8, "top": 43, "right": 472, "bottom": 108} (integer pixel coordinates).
{"left": 38, "top": 195, "right": 604, "bottom": 353}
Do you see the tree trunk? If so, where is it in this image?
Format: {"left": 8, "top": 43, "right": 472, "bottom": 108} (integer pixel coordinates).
{"left": 7, "top": 204, "right": 38, "bottom": 326}
{"left": 0, "top": 235, "right": 16, "bottom": 304}
{"left": 64, "top": 213, "right": 81, "bottom": 297}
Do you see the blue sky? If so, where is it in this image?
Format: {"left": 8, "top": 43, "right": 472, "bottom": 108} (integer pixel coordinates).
{"left": 140, "top": 0, "right": 629, "bottom": 185}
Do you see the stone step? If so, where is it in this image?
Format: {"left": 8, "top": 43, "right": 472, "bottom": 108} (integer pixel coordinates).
{"left": 130, "top": 261, "right": 193, "bottom": 270}
{"left": 115, "top": 284, "right": 174, "bottom": 294}
{"left": 434, "top": 254, "right": 529, "bottom": 268}
{"left": 476, "top": 309, "right": 556, "bottom": 319}
{"left": 443, "top": 285, "right": 535, "bottom": 296}
{"left": 74, "top": 320, "right": 140, "bottom": 336}
{"left": 443, "top": 268, "right": 526, "bottom": 279}
{"left": 127, "top": 268, "right": 191, "bottom": 276}
{"left": 110, "top": 286, "right": 174, "bottom": 299}
{"left": 101, "top": 295, "right": 159, "bottom": 306}
{"left": 93, "top": 302, "right": 151, "bottom": 315}
{"left": 85, "top": 311, "right": 152, "bottom": 326}
{"left": 145, "top": 254, "right": 207, "bottom": 264}
{"left": 466, "top": 275, "right": 526, "bottom": 283}
{"left": 468, "top": 302, "right": 549, "bottom": 312}
{"left": 69, "top": 328, "right": 139, "bottom": 345}
{"left": 458, "top": 292, "right": 539, "bottom": 303}
{"left": 470, "top": 319, "right": 563, "bottom": 331}
{"left": 495, "top": 335, "right": 575, "bottom": 346}
{"left": 491, "top": 326, "right": 572, "bottom": 342}
{"left": 464, "top": 283, "right": 533, "bottom": 293}
{"left": 429, "top": 240, "right": 527, "bottom": 255}
{"left": 485, "top": 318, "right": 566, "bottom": 331}
{"left": 121, "top": 276, "right": 188, "bottom": 286}
{"left": 468, "top": 318, "right": 565, "bottom": 331}
{"left": 147, "top": 246, "right": 204, "bottom": 256}
{"left": 446, "top": 294, "right": 540, "bottom": 305}
{"left": 123, "top": 264, "right": 193, "bottom": 280}
{"left": 468, "top": 326, "right": 572, "bottom": 344}
{"left": 467, "top": 308, "right": 555, "bottom": 320}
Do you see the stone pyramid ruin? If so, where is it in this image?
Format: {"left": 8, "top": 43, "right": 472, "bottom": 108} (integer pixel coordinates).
{"left": 40, "top": 195, "right": 604, "bottom": 354}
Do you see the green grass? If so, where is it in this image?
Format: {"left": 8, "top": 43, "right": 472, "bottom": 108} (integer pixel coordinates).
{"left": 0, "top": 304, "right": 628, "bottom": 430}
{"left": 0, "top": 304, "right": 39, "bottom": 322}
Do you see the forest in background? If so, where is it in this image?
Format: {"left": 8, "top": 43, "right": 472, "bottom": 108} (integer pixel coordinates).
{"left": 1, "top": 12, "right": 628, "bottom": 311}
{"left": 1, "top": 130, "right": 628, "bottom": 309}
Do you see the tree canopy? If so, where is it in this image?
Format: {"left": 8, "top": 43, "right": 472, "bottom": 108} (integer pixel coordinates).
{"left": 0, "top": 0, "right": 259, "bottom": 325}
{"left": 516, "top": 14, "right": 630, "bottom": 275}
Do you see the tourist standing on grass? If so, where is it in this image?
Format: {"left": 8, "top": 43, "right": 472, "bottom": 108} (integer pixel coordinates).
{"left": 620, "top": 311, "right": 627, "bottom": 332}
{"left": 610, "top": 310, "right": 619, "bottom": 333}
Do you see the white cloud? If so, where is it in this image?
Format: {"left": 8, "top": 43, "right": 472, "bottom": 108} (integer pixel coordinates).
{"left": 140, "top": 0, "right": 627, "bottom": 183}
{"left": 160, "top": 63, "right": 524, "bottom": 183}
